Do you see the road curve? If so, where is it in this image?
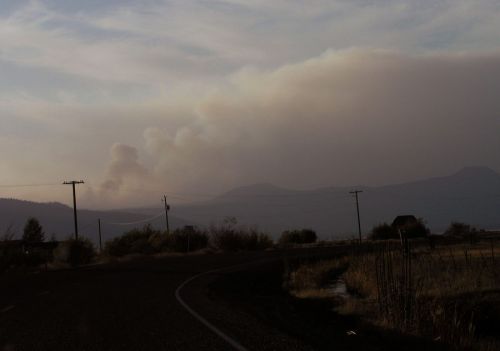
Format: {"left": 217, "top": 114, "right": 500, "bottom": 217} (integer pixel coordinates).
{"left": 0, "top": 247, "right": 444, "bottom": 351}
{"left": 175, "top": 266, "right": 250, "bottom": 351}
{"left": 0, "top": 250, "right": 317, "bottom": 351}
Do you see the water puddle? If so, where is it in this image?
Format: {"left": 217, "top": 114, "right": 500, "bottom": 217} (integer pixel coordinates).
{"left": 326, "top": 279, "right": 349, "bottom": 298}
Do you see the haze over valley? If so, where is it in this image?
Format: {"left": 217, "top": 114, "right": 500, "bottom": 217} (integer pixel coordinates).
{"left": 2, "top": 167, "right": 499, "bottom": 241}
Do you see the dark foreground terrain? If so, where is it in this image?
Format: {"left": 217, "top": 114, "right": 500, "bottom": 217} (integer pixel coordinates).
{"left": 0, "top": 248, "right": 449, "bottom": 351}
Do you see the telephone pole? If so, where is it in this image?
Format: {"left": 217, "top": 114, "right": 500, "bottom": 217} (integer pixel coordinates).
{"left": 98, "top": 218, "right": 102, "bottom": 252}
{"left": 349, "top": 190, "right": 363, "bottom": 244}
{"left": 63, "top": 180, "right": 84, "bottom": 240}
{"left": 163, "top": 195, "right": 170, "bottom": 234}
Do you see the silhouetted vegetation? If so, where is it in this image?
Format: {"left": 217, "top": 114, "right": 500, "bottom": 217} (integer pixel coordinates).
{"left": 288, "top": 239, "right": 500, "bottom": 350}
{"left": 0, "top": 230, "right": 24, "bottom": 272}
{"left": 209, "top": 224, "right": 273, "bottom": 251}
{"left": 104, "top": 221, "right": 273, "bottom": 257}
{"left": 169, "top": 226, "right": 209, "bottom": 252}
{"left": 403, "top": 219, "right": 430, "bottom": 238}
{"left": 105, "top": 224, "right": 160, "bottom": 257}
{"left": 369, "top": 218, "right": 429, "bottom": 240}
{"left": 278, "top": 229, "right": 317, "bottom": 245}
{"left": 54, "top": 238, "right": 95, "bottom": 267}
{"left": 22, "top": 217, "right": 45, "bottom": 243}
{"left": 444, "top": 222, "right": 482, "bottom": 245}
{"left": 0, "top": 224, "right": 54, "bottom": 271}
{"left": 1, "top": 224, "right": 16, "bottom": 241}
{"left": 444, "top": 221, "right": 480, "bottom": 237}
{"left": 148, "top": 226, "right": 210, "bottom": 253}
{"left": 369, "top": 223, "right": 395, "bottom": 240}
{"left": 206, "top": 217, "right": 273, "bottom": 251}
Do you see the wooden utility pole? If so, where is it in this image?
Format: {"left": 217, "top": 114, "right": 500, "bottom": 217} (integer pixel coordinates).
{"left": 98, "top": 218, "right": 102, "bottom": 252}
{"left": 63, "top": 180, "right": 84, "bottom": 240}
{"left": 349, "top": 190, "right": 363, "bottom": 244}
{"left": 163, "top": 195, "right": 170, "bottom": 234}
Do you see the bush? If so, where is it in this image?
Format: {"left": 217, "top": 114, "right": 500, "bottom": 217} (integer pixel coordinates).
{"left": 444, "top": 222, "right": 474, "bottom": 236}
{"left": 104, "top": 221, "right": 273, "bottom": 257}
{"left": 209, "top": 224, "right": 273, "bottom": 251}
{"left": 444, "top": 222, "right": 479, "bottom": 244}
{"left": 169, "top": 226, "right": 209, "bottom": 252}
{"left": 54, "top": 238, "right": 95, "bottom": 266}
{"left": 279, "top": 229, "right": 317, "bottom": 245}
{"left": 404, "top": 219, "right": 429, "bottom": 238}
{"left": 105, "top": 225, "right": 211, "bottom": 256}
{"left": 370, "top": 219, "right": 429, "bottom": 240}
{"left": 105, "top": 224, "right": 160, "bottom": 257}
{"left": 369, "top": 223, "right": 396, "bottom": 240}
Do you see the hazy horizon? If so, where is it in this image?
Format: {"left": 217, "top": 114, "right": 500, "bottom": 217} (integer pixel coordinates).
{"left": 1, "top": 1, "right": 500, "bottom": 209}
{"left": 1, "top": 165, "right": 498, "bottom": 211}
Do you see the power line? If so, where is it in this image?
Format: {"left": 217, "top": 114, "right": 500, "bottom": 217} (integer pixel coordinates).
{"left": 97, "top": 187, "right": 355, "bottom": 200}
{"left": 0, "top": 183, "right": 61, "bottom": 188}
{"left": 103, "top": 212, "right": 164, "bottom": 226}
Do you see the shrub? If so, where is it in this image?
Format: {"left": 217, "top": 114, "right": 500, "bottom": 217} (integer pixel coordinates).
{"left": 403, "top": 219, "right": 430, "bottom": 238}
{"left": 279, "top": 229, "right": 317, "bottom": 245}
{"left": 369, "top": 222, "right": 396, "bottom": 240}
{"left": 444, "top": 222, "right": 474, "bottom": 236}
{"left": 105, "top": 224, "right": 160, "bottom": 257}
{"left": 370, "top": 219, "right": 429, "bottom": 240}
{"left": 54, "top": 238, "right": 95, "bottom": 266}
{"left": 1, "top": 224, "right": 16, "bottom": 241}
{"left": 104, "top": 221, "right": 272, "bottom": 256}
{"left": 444, "top": 222, "right": 479, "bottom": 244}
{"left": 169, "top": 226, "right": 209, "bottom": 252}
{"left": 209, "top": 224, "right": 273, "bottom": 251}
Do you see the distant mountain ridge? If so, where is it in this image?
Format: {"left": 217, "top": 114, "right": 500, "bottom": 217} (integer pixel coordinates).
{"left": 1, "top": 167, "right": 499, "bottom": 241}
{"left": 169, "top": 167, "right": 500, "bottom": 238}
{"left": 0, "top": 198, "right": 191, "bottom": 243}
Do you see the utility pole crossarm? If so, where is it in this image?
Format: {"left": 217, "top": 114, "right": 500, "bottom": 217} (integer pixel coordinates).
{"left": 63, "top": 180, "right": 85, "bottom": 185}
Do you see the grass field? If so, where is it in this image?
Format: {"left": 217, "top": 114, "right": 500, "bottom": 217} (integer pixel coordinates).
{"left": 287, "top": 239, "right": 500, "bottom": 350}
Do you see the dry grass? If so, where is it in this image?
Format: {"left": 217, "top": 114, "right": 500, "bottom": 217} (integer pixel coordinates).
{"left": 287, "top": 241, "right": 500, "bottom": 351}
{"left": 287, "top": 259, "right": 348, "bottom": 298}
{"left": 342, "top": 244, "right": 500, "bottom": 299}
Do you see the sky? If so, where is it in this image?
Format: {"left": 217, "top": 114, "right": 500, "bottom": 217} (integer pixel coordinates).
{"left": 0, "top": 0, "right": 500, "bottom": 209}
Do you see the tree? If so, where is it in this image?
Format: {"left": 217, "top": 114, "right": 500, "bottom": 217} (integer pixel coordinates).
{"left": 369, "top": 223, "right": 396, "bottom": 240}
{"left": 22, "top": 217, "right": 45, "bottom": 243}
{"left": 1, "top": 224, "right": 16, "bottom": 241}
{"left": 444, "top": 221, "right": 478, "bottom": 244}
{"left": 444, "top": 222, "right": 472, "bottom": 236}
{"left": 404, "top": 218, "right": 430, "bottom": 238}
{"left": 370, "top": 218, "right": 429, "bottom": 240}
{"left": 279, "top": 229, "right": 317, "bottom": 245}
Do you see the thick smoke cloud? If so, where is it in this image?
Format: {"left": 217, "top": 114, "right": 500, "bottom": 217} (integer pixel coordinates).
{"left": 82, "top": 143, "right": 158, "bottom": 207}
{"left": 100, "top": 143, "right": 151, "bottom": 192}
{"left": 98, "top": 49, "right": 500, "bottom": 205}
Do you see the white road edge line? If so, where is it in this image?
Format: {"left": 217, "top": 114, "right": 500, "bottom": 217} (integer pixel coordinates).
{"left": 175, "top": 260, "right": 272, "bottom": 351}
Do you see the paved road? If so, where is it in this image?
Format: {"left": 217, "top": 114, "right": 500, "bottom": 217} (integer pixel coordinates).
{"left": 0, "top": 248, "right": 447, "bottom": 351}
{"left": 0, "top": 250, "right": 322, "bottom": 351}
